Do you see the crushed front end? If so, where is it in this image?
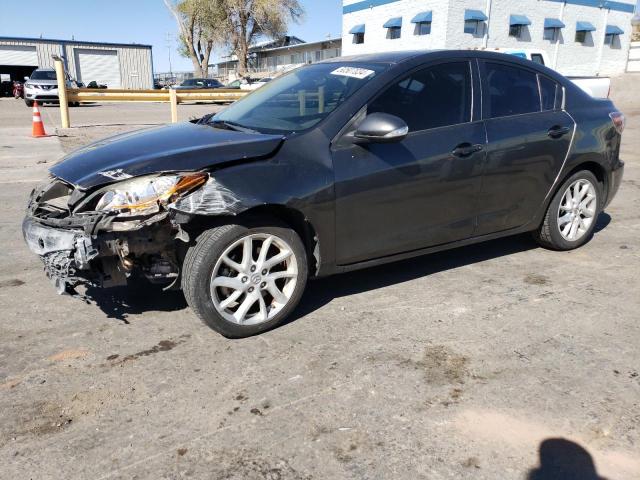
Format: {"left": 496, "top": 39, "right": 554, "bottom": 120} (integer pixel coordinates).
{"left": 22, "top": 173, "right": 206, "bottom": 294}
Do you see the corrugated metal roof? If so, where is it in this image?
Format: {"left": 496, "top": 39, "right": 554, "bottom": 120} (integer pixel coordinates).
{"left": 0, "top": 36, "right": 152, "bottom": 49}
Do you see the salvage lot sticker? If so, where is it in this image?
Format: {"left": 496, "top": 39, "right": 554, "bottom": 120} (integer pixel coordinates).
{"left": 331, "top": 67, "right": 375, "bottom": 80}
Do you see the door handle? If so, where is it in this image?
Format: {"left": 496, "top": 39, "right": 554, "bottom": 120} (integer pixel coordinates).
{"left": 548, "top": 125, "right": 571, "bottom": 138}
{"left": 452, "top": 143, "right": 483, "bottom": 158}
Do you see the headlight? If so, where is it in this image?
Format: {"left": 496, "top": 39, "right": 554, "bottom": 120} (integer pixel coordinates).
{"left": 95, "top": 173, "right": 207, "bottom": 216}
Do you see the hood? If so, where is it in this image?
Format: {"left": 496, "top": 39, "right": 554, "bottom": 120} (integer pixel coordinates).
{"left": 50, "top": 122, "right": 285, "bottom": 189}
{"left": 27, "top": 78, "right": 58, "bottom": 85}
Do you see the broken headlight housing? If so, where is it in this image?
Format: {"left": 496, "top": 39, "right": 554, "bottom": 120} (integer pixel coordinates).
{"left": 94, "top": 173, "right": 207, "bottom": 216}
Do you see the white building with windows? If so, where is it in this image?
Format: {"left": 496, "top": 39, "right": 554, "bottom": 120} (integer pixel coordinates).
{"left": 342, "top": 0, "right": 636, "bottom": 75}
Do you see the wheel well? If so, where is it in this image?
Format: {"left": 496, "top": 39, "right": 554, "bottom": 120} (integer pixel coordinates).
{"left": 239, "top": 205, "right": 320, "bottom": 275}
{"left": 184, "top": 205, "right": 320, "bottom": 276}
{"left": 565, "top": 162, "right": 607, "bottom": 197}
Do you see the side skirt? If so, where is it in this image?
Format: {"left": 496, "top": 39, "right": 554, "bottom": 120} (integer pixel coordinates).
{"left": 322, "top": 223, "right": 536, "bottom": 277}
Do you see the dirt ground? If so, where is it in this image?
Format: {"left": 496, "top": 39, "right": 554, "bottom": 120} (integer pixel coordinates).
{"left": 0, "top": 77, "right": 639, "bottom": 479}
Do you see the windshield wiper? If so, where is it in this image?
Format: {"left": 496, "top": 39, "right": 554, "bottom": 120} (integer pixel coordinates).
{"left": 208, "top": 119, "right": 259, "bottom": 134}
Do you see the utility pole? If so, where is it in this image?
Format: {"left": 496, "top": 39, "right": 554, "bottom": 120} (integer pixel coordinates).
{"left": 166, "top": 32, "right": 173, "bottom": 78}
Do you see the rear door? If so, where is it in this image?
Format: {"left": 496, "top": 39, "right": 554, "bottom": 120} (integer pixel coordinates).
{"left": 332, "top": 60, "right": 486, "bottom": 265}
{"left": 476, "top": 60, "right": 575, "bottom": 235}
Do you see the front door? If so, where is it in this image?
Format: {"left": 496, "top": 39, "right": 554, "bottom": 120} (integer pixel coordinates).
{"left": 332, "top": 60, "right": 486, "bottom": 265}
{"left": 476, "top": 60, "right": 575, "bottom": 235}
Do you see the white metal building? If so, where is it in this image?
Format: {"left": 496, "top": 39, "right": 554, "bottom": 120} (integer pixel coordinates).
{"left": 342, "top": 0, "right": 636, "bottom": 76}
{"left": 0, "top": 37, "right": 154, "bottom": 89}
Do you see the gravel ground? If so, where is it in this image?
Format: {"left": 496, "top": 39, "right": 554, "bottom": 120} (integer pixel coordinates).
{"left": 0, "top": 76, "right": 638, "bottom": 480}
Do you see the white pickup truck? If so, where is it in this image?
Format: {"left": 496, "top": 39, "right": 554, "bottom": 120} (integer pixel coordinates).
{"left": 494, "top": 48, "right": 611, "bottom": 99}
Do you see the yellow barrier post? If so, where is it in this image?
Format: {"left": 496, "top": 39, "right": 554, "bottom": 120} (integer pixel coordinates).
{"left": 52, "top": 55, "right": 70, "bottom": 128}
{"left": 169, "top": 88, "right": 178, "bottom": 123}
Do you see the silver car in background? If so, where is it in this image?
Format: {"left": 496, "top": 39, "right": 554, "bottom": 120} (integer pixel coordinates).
{"left": 24, "top": 68, "right": 79, "bottom": 107}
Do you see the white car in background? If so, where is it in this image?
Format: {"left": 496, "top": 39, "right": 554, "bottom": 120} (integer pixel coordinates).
{"left": 494, "top": 48, "right": 611, "bottom": 98}
{"left": 24, "top": 68, "right": 79, "bottom": 107}
{"left": 239, "top": 77, "right": 273, "bottom": 91}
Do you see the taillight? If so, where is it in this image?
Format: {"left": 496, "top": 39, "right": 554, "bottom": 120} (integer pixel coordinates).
{"left": 609, "top": 112, "right": 625, "bottom": 134}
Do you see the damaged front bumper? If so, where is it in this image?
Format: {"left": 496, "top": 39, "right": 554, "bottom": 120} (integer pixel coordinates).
{"left": 22, "top": 217, "right": 99, "bottom": 293}
{"left": 23, "top": 179, "right": 182, "bottom": 294}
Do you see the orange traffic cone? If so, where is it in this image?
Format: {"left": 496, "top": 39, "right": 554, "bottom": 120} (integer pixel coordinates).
{"left": 32, "top": 101, "right": 48, "bottom": 138}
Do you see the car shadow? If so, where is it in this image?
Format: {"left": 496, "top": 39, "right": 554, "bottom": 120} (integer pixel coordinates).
{"left": 527, "top": 438, "right": 610, "bottom": 480}
{"left": 83, "top": 212, "right": 612, "bottom": 327}
{"left": 288, "top": 212, "right": 612, "bottom": 324}
{"left": 84, "top": 282, "right": 187, "bottom": 324}
{"left": 286, "top": 232, "right": 538, "bottom": 324}
{"left": 593, "top": 212, "right": 611, "bottom": 233}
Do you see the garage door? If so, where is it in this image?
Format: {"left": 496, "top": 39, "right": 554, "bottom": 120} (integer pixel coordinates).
{"left": 0, "top": 45, "right": 38, "bottom": 66}
{"left": 75, "top": 49, "right": 121, "bottom": 88}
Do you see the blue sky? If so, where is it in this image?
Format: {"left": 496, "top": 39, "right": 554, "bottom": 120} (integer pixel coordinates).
{"left": 0, "top": 0, "right": 637, "bottom": 72}
{"left": 0, "top": 0, "right": 343, "bottom": 72}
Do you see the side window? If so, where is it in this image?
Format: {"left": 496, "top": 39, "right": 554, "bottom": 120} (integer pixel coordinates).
{"left": 368, "top": 62, "right": 472, "bottom": 132}
{"left": 485, "top": 62, "right": 540, "bottom": 118}
{"left": 538, "top": 75, "right": 559, "bottom": 111}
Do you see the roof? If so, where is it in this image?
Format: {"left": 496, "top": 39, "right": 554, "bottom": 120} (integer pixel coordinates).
{"left": 325, "top": 50, "right": 434, "bottom": 65}
{"left": 249, "top": 35, "right": 306, "bottom": 52}
{"left": 324, "top": 49, "right": 567, "bottom": 73}
{"left": 0, "top": 36, "right": 152, "bottom": 49}
{"left": 254, "top": 37, "right": 342, "bottom": 54}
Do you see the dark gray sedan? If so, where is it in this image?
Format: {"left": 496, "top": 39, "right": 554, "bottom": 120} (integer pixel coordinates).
{"left": 171, "top": 78, "right": 224, "bottom": 90}
{"left": 23, "top": 50, "right": 625, "bottom": 338}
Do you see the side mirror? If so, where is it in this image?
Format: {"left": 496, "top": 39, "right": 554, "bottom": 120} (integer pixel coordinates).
{"left": 24, "top": 76, "right": 30, "bottom": 81}
{"left": 354, "top": 112, "right": 408, "bottom": 143}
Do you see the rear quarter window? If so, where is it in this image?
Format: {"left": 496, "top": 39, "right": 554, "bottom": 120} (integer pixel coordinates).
{"left": 538, "top": 75, "right": 561, "bottom": 111}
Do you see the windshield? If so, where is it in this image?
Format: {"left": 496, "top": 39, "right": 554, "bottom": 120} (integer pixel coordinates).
{"left": 211, "top": 63, "right": 387, "bottom": 134}
{"left": 31, "top": 70, "right": 57, "bottom": 81}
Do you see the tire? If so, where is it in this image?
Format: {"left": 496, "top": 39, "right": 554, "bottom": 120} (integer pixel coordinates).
{"left": 182, "top": 220, "right": 308, "bottom": 338}
{"left": 25, "top": 100, "right": 33, "bottom": 107}
{"left": 533, "top": 170, "right": 602, "bottom": 250}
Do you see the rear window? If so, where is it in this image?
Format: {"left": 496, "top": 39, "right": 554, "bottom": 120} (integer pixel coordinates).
{"left": 485, "top": 62, "right": 540, "bottom": 118}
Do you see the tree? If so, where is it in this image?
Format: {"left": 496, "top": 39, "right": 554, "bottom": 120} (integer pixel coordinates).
{"left": 221, "top": 0, "right": 304, "bottom": 77}
{"left": 164, "top": 0, "right": 224, "bottom": 77}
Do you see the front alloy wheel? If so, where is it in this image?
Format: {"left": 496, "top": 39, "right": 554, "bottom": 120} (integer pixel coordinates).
{"left": 182, "top": 221, "right": 308, "bottom": 338}
{"left": 210, "top": 233, "right": 298, "bottom": 325}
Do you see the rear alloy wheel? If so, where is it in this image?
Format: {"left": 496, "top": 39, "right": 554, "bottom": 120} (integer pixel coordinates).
{"left": 182, "top": 222, "right": 307, "bottom": 338}
{"left": 557, "top": 179, "right": 597, "bottom": 242}
{"left": 533, "top": 170, "right": 601, "bottom": 250}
